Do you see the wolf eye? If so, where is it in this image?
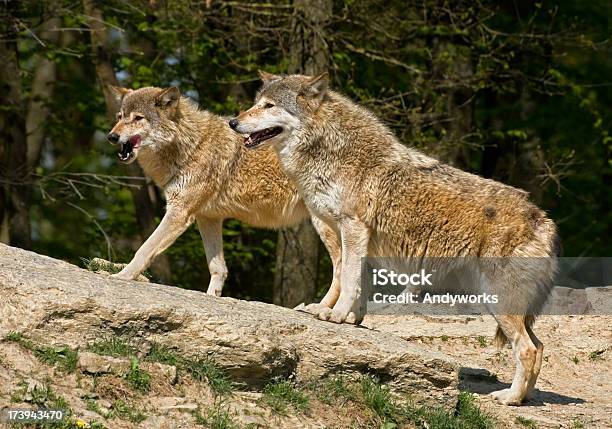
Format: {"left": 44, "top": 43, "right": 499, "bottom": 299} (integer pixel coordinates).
{"left": 134, "top": 115, "right": 144, "bottom": 121}
{"left": 264, "top": 103, "right": 275, "bottom": 109}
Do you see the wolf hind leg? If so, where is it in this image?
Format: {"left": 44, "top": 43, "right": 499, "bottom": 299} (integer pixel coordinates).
{"left": 525, "top": 321, "right": 544, "bottom": 397}
{"left": 490, "top": 314, "right": 538, "bottom": 405}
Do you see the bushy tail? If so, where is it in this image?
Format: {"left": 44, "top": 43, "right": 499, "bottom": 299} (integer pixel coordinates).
{"left": 494, "top": 315, "right": 536, "bottom": 348}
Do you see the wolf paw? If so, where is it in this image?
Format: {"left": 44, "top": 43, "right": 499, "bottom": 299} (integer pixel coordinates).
{"left": 295, "top": 302, "right": 331, "bottom": 315}
{"left": 491, "top": 388, "right": 523, "bottom": 406}
{"left": 110, "top": 271, "right": 133, "bottom": 281}
{"left": 206, "top": 284, "right": 223, "bottom": 297}
{"left": 323, "top": 309, "right": 361, "bottom": 325}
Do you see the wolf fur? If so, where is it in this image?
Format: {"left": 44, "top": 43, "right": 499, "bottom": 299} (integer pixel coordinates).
{"left": 106, "top": 86, "right": 340, "bottom": 300}
{"left": 230, "top": 72, "right": 559, "bottom": 405}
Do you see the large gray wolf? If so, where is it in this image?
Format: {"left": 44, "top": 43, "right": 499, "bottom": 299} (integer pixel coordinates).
{"left": 229, "top": 72, "right": 559, "bottom": 405}
{"left": 106, "top": 86, "right": 341, "bottom": 300}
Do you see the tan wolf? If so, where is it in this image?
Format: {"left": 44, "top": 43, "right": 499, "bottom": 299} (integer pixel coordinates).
{"left": 106, "top": 85, "right": 341, "bottom": 300}
{"left": 229, "top": 72, "right": 560, "bottom": 405}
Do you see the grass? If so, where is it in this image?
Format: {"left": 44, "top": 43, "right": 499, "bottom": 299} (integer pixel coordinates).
{"left": 361, "top": 376, "right": 399, "bottom": 422}
{"left": 588, "top": 349, "right": 605, "bottom": 361}
{"left": 261, "top": 379, "right": 309, "bottom": 415}
{"left": 87, "top": 336, "right": 137, "bottom": 357}
{"left": 194, "top": 401, "right": 239, "bottom": 429}
{"left": 125, "top": 357, "right": 151, "bottom": 392}
{"left": 184, "top": 356, "right": 233, "bottom": 395}
{"left": 402, "top": 391, "right": 495, "bottom": 429}
{"left": 146, "top": 342, "right": 181, "bottom": 366}
{"left": 12, "top": 381, "right": 68, "bottom": 410}
{"left": 476, "top": 336, "right": 488, "bottom": 348}
{"left": 82, "top": 257, "right": 123, "bottom": 275}
{"left": 571, "top": 356, "right": 580, "bottom": 364}
{"left": 111, "top": 400, "right": 147, "bottom": 423}
{"left": 312, "top": 375, "right": 355, "bottom": 405}
{"left": 4, "top": 331, "right": 78, "bottom": 372}
{"left": 515, "top": 415, "right": 537, "bottom": 428}
{"left": 89, "top": 337, "right": 232, "bottom": 395}
{"left": 570, "top": 418, "right": 585, "bottom": 428}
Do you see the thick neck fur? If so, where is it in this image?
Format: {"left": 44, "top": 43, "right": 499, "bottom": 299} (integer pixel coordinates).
{"left": 137, "top": 97, "right": 217, "bottom": 188}
{"left": 277, "top": 91, "right": 437, "bottom": 177}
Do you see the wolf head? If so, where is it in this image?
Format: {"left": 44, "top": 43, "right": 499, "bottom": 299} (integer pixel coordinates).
{"left": 229, "top": 71, "right": 328, "bottom": 149}
{"left": 107, "top": 86, "right": 181, "bottom": 164}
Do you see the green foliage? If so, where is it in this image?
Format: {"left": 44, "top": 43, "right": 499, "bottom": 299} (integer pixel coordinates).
{"left": 311, "top": 375, "right": 355, "bottom": 405}
{"left": 193, "top": 401, "right": 239, "bottom": 429}
{"left": 125, "top": 357, "right": 152, "bottom": 392}
{"left": 4, "top": 332, "right": 78, "bottom": 373}
{"left": 88, "top": 337, "right": 137, "bottom": 358}
{"left": 515, "top": 416, "right": 538, "bottom": 428}
{"left": 261, "top": 379, "right": 310, "bottom": 415}
{"left": 361, "top": 376, "right": 399, "bottom": 422}
{"left": 110, "top": 400, "right": 147, "bottom": 423}
{"left": 184, "top": 356, "right": 234, "bottom": 395}
{"left": 8, "top": 0, "right": 612, "bottom": 301}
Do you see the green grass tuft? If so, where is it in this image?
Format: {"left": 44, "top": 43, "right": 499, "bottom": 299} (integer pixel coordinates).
{"left": 261, "top": 379, "right": 309, "bottom": 415}
{"left": 125, "top": 357, "right": 151, "bottom": 392}
{"left": 312, "top": 375, "right": 355, "bottom": 405}
{"left": 476, "top": 336, "right": 488, "bottom": 348}
{"left": 515, "top": 415, "right": 537, "bottom": 428}
{"left": 111, "top": 400, "right": 147, "bottom": 423}
{"left": 361, "top": 376, "right": 400, "bottom": 422}
{"left": 588, "top": 349, "right": 605, "bottom": 361}
{"left": 194, "top": 401, "right": 239, "bottom": 429}
{"left": 146, "top": 342, "right": 181, "bottom": 366}
{"left": 185, "top": 356, "right": 233, "bottom": 395}
{"left": 82, "top": 257, "right": 123, "bottom": 274}
{"left": 5, "top": 331, "right": 78, "bottom": 373}
{"left": 88, "top": 336, "right": 137, "bottom": 358}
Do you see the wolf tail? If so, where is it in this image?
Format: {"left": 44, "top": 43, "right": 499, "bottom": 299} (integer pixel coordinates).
{"left": 494, "top": 215, "right": 560, "bottom": 348}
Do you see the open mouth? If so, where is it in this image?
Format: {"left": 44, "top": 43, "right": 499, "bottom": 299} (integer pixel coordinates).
{"left": 118, "top": 136, "right": 141, "bottom": 163}
{"left": 244, "top": 127, "right": 282, "bottom": 148}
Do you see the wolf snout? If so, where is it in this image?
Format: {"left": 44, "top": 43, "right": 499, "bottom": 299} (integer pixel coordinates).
{"left": 228, "top": 118, "right": 239, "bottom": 130}
{"left": 107, "top": 132, "right": 120, "bottom": 144}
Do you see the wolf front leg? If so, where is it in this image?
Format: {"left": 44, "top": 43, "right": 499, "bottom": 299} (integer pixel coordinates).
{"left": 196, "top": 217, "right": 228, "bottom": 297}
{"left": 111, "top": 208, "right": 194, "bottom": 281}
{"left": 323, "top": 218, "right": 369, "bottom": 325}
{"left": 295, "top": 216, "right": 342, "bottom": 316}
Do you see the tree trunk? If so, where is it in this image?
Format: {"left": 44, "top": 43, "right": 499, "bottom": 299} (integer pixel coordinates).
{"left": 0, "top": 2, "right": 31, "bottom": 249}
{"left": 273, "top": 0, "right": 332, "bottom": 308}
{"left": 81, "top": 0, "right": 172, "bottom": 282}
{"left": 26, "top": 12, "right": 61, "bottom": 169}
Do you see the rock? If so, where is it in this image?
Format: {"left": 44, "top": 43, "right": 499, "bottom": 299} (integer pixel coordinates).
{"left": 78, "top": 352, "right": 130, "bottom": 374}
{"left": 0, "top": 243, "right": 459, "bottom": 408}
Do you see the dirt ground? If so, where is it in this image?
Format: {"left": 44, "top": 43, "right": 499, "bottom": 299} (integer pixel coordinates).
{"left": 363, "top": 314, "right": 612, "bottom": 428}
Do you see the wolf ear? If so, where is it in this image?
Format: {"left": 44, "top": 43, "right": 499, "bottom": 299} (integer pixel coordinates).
{"left": 302, "top": 72, "right": 329, "bottom": 103}
{"left": 108, "top": 85, "right": 131, "bottom": 105}
{"left": 258, "top": 70, "right": 280, "bottom": 83}
{"left": 156, "top": 87, "right": 180, "bottom": 109}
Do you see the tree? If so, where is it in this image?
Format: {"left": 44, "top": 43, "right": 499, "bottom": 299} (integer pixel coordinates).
{"left": 273, "top": 0, "right": 332, "bottom": 308}
{"left": 0, "top": 1, "right": 31, "bottom": 249}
